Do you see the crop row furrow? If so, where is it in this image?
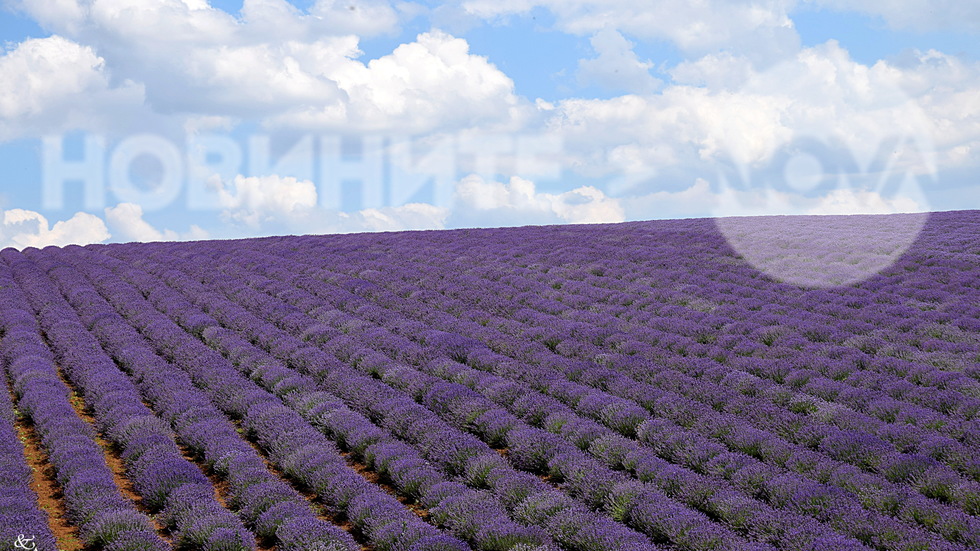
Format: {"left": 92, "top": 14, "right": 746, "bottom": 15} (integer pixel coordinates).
{"left": 39, "top": 247, "right": 447, "bottom": 551}
{"left": 126, "top": 248, "right": 892, "bottom": 551}
{"left": 206, "top": 245, "right": 973, "bottom": 551}
{"left": 8, "top": 248, "right": 263, "bottom": 550}
{"left": 95, "top": 245, "right": 670, "bottom": 551}
{"left": 457, "top": 256, "right": 980, "bottom": 440}
{"left": 239, "top": 243, "right": 980, "bottom": 543}
{"left": 401, "top": 260, "right": 980, "bottom": 484}
{"left": 456, "top": 247, "right": 980, "bottom": 425}
{"left": 324, "top": 243, "right": 980, "bottom": 461}
{"left": 29, "top": 248, "right": 370, "bottom": 551}
{"left": 0, "top": 255, "right": 169, "bottom": 551}
{"left": 120, "top": 264, "right": 562, "bottom": 551}
{"left": 0, "top": 350, "right": 60, "bottom": 550}
{"left": 304, "top": 227, "right": 980, "bottom": 427}
{"left": 258, "top": 242, "right": 980, "bottom": 511}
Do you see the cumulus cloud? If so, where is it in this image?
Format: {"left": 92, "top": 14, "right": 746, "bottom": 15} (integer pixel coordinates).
{"left": 331, "top": 203, "right": 449, "bottom": 233}
{"left": 544, "top": 88, "right": 792, "bottom": 181}
{"left": 5, "top": 0, "right": 978, "bottom": 234}
{"left": 713, "top": 178, "right": 929, "bottom": 217}
{"left": 808, "top": 0, "right": 980, "bottom": 32}
{"left": 268, "top": 30, "right": 528, "bottom": 133}
{"left": 883, "top": 50, "right": 980, "bottom": 172}
{"left": 104, "top": 203, "right": 208, "bottom": 243}
{"left": 208, "top": 172, "right": 448, "bottom": 235}
{"left": 307, "top": 0, "right": 406, "bottom": 37}
{"left": 805, "top": 187, "right": 926, "bottom": 215}
{"left": 544, "top": 39, "right": 957, "bottom": 207}
{"left": 461, "top": 0, "right": 800, "bottom": 62}
{"left": 12, "top": 0, "right": 400, "bottom": 42}
{"left": 8, "top": 1, "right": 522, "bottom": 134}
{"left": 669, "top": 51, "right": 756, "bottom": 90}
{"left": 450, "top": 174, "right": 625, "bottom": 227}
{"left": 0, "top": 209, "right": 110, "bottom": 249}
{"left": 0, "top": 35, "right": 145, "bottom": 140}
{"left": 199, "top": 171, "right": 623, "bottom": 236}
{"left": 215, "top": 174, "right": 318, "bottom": 229}
{"left": 621, "top": 175, "right": 929, "bottom": 222}
{"left": 461, "top": 0, "right": 976, "bottom": 59}
{"left": 577, "top": 28, "right": 662, "bottom": 93}
{"left": 622, "top": 178, "right": 718, "bottom": 218}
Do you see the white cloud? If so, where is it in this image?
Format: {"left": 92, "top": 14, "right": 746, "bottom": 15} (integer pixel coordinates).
{"left": 332, "top": 203, "right": 449, "bottom": 233}
{"left": 12, "top": 0, "right": 402, "bottom": 50}
{"left": 577, "top": 28, "right": 661, "bottom": 93}
{"left": 543, "top": 40, "right": 956, "bottom": 197}
{"left": 240, "top": 0, "right": 310, "bottom": 40}
{"left": 735, "top": 44, "right": 980, "bottom": 179}
{"left": 6, "top": 0, "right": 88, "bottom": 35}
{"left": 198, "top": 172, "right": 622, "bottom": 236}
{"left": 544, "top": 88, "right": 793, "bottom": 180}
{"left": 883, "top": 50, "right": 980, "bottom": 171}
{"left": 6, "top": 0, "right": 978, "bottom": 232}
{"left": 268, "top": 30, "right": 527, "bottom": 133}
{"left": 621, "top": 175, "right": 929, "bottom": 222}
{"left": 9, "top": 2, "right": 521, "bottom": 134}
{"left": 669, "top": 51, "right": 756, "bottom": 90}
{"left": 805, "top": 187, "right": 926, "bottom": 215}
{"left": 0, "top": 35, "right": 145, "bottom": 140}
{"left": 622, "top": 177, "right": 718, "bottom": 218}
{"left": 208, "top": 171, "right": 448, "bottom": 235}
{"left": 712, "top": 178, "right": 929, "bottom": 217}
{"left": 807, "top": 0, "right": 980, "bottom": 32}
{"left": 0, "top": 209, "right": 110, "bottom": 249}
{"left": 308, "top": 0, "right": 405, "bottom": 37}
{"left": 172, "top": 37, "right": 353, "bottom": 116}
{"left": 461, "top": 0, "right": 800, "bottom": 62}
{"left": 104, "top": 202, "right": 208, "bottom": 243}
{"left": 183, "top": 115, "right": 236, "bottom": 135}
{"left": 216, "top": 174, "right": 318, "bottom": 229}
{"left": 451, "top": 174, "right": 625, "bottom": 226}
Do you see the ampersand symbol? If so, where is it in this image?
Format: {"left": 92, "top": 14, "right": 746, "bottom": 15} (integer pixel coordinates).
{"left": 13, "top": 534, "right": 36, "bottom": 551}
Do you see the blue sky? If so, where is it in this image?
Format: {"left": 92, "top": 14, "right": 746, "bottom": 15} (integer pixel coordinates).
{"left": 0, "top": 0, "right": 977, "bottom": 247}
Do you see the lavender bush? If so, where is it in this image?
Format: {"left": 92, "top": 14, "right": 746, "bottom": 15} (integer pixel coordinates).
{"left": 0, "top": 210, "right": 976, "bottom": 551}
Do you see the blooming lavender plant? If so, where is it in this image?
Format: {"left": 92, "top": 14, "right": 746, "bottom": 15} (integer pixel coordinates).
{"left": 1, "top": 210, "right": 977, "bottom": 551}
{"left": 174, "top": 242, "right": 972, "bottom": 551}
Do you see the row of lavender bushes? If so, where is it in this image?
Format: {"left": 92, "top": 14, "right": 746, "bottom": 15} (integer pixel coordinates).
{"left": 173, "top": 243, "right": 973, "bottom": 551}
{"left": 0, "top": 211, "right": 973, "bottom": 551}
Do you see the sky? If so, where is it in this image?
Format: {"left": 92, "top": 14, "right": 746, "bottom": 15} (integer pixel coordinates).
{"left": 0, "top": 0, "right": 977, "bottom": 248}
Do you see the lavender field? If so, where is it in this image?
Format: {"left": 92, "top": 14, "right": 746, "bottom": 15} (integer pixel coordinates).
{"left": 1, "top": 210, "right": 979, "bottom": 551}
